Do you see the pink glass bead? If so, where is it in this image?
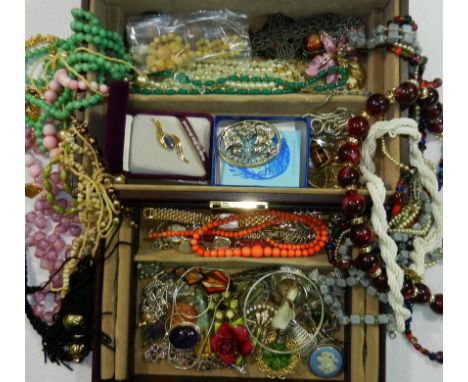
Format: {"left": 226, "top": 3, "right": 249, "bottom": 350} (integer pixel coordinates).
{"left": 25, "top": 224, "right": 33, "bottom": 237}
{"left": 54, "top": 294, "right": 62, "bottom": 303}
{"left": 34, "top": 248, "right": 45, "bottom": 259}
{"left": 29, "top": 164, "right": 42, "bottom": 178}
{"left": 50, "top": 212, "right": 62, "bottom": 223}
{"left": 99, "top": 84, "right": 109, "bottom": 93}
{"left": 49, "top": 148, "right": 60, "bottom": 159}
{"left": 26, "top": 235, "right": 36, "bottom": 247}
{"left": 48, "top": 233, "right": 60, "bottom": 242}
{"left": 59, "top": 76, "right": 71, "bottom": 88}
{"left": 68, "top": 80, "right": 79, "bottom": 90}
{"left": 40, "top": 258, "right": 54, "bottom": 270}
{"left": 54, "top": 224, "right": 68, "bottom": 234}
{"left": 25, "top": 154, "right": 35, "bottom": 167}
{"left": 56, "top": 199, "right": 68, "bottom": 209}
{"left": 52, "top": 303, "right": 62, "bottom": 314}
{"left": 36, "top": 216, "right": 48, "bottom": 230}
{"left": 34, "top": 231, "right": 46, "bottom": 242}
{"left": 51, "top": 275, "right": 62, "bottom": 288}
{"left": 37, "top": 239, "right": 51, "bottom": 251}
{"left": 43, "top": 135, "right": 58, "bottom": 150}
{"left": 78, "top": 80, "right": 87, "bottom": 90}
{"left": 45, "top": 250, "right": 59, "bottom": 261}
{"left": 44, "top": 89, "right": 57, "bottom": 103}
{"left": 69, "top": 224, "right": 82, "bottom": 236}
{"left": 52, "top": 261, "right": 63, "bottom": 273}
{"left": 42, "top": 123, "right": 57, "bottom": 136}
{"left": 90, "top": 81, "right": 98, "bottom": 90}
{"left": 26, "top": 211, "right": 37, "bottom": 224}
{"left": 36, "top": 198, "right": 48, "bottom": 211}
{"left": 33, "top": 303, "right": 45, "bottom": 317}
{"left": 50, "top": 172, "right": 61, "bottom": 184}
{"left": 60, "top": 216, "right": 72, "bottom": 226}
{"left": 43, "top": 312, "right": 54, "bottom": 324}
{"left": 53, "top": 238, "right": 66, "bottom": 251}
{"left": 34, "top": 291, "right": 46, "bottom": 302}
{"left": 54, "top": 68, "right": 67, "bottom": 81}
{"left": 48, "top": 80, "right": 61, "bottom": 91}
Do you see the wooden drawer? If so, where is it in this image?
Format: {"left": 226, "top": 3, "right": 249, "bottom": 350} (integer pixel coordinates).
{"left": 94, "top": 203, "right": 385, "bottom": 382}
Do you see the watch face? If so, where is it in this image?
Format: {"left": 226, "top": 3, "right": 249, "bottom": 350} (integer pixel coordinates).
{"left": 308, "top": 345, "right": 344, "bottom": 378}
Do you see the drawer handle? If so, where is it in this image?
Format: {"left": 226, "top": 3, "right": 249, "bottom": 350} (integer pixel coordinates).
{"left": 209, "top": 201, "right": 269, "bottom": 210}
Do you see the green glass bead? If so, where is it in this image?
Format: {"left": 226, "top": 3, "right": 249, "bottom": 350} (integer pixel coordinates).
{"left": 327, "top": 83, "right": 337, "bottom": 90}
{"left": 52, "top": 205, "right": 65, "bottom": 214}
{"left": 274, "top": 78, "right": 283, "bottom": 85}
{"left": 192, "top": 80, "right": 202, "bottom": 87}
{"left": 226, "top": 89, "right": 235, "bottom": 94}
{"left": 297, "top": 82, "right": 305, "bottom": 89}
{"left": 264, "top": 76, "right": 272, "bottom": 82}
{"left": 240, "top": 75, "right": 249, "bottom": 82}
{"left": 228, "top": 75, "right": 238, "bottom": 81}
{"left": 318, "top": 70, "right": 326, "bottom": 77}
{"left": 338, "top": 80, "right": 347, "bottom": 87}
{"left": 204, "top": 80, "right": 215, "bottom": 86}
{"left": 189, "top": 89, "right": 199, "bottom": 95}
{"left": 315, "top": 85, "right": 326, "bottom": 91}
{"left": 46, "top": 193, "right": 54, "bottom": 205}
{"left": 166, "top": 89, "right": 176, "bottom": 95}
{"left": 177, "top": 88, "right": 188, "bottom": 94}
{"left": 204, "top": 89, "right": 213, "bottom": 94}
{"left": 261, "top": 89, "right": 272, "bottom": 95}
{"left": 238, "top": 89, "right": 248, "bottom": 95}
{"left": 328, "top": 65, "right": 339, "bottom": 72}
{"left": 273, "top": 89, "right": 284, "bottom": 94}
{"left": 216, "top": 78, "right": 226, "bottom": 84}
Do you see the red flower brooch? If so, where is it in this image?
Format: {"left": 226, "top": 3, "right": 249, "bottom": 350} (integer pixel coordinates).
{"left": 210, "top": 323, "right": 253, "bottom": 365}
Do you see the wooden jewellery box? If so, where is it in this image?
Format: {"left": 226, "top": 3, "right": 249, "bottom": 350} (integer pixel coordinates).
{"left": 83, "top": 0, "right": 410, "bottom": 381}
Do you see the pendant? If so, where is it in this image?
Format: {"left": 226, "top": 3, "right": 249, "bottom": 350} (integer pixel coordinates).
{"left": 153, "top": 119, "right": 189, "bottom": 163}
{"left": 308, "top": 343, "right": 344, "bottom": 378}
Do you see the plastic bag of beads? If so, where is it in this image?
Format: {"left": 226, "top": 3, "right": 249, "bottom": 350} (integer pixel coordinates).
{"left": 126, "top": 10, "right": 251, "bottom": 74}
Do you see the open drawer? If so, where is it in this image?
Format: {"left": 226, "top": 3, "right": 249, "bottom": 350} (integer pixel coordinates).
{"left": 95, "top": 202, "right": 385, "bottom": 382}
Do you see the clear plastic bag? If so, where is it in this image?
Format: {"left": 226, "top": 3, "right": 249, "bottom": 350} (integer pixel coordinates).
{"left": 126, "top": 10, "right": 251, "bottom": 73}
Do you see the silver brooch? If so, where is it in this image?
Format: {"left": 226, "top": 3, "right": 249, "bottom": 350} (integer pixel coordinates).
{"left": 217, "top": 120, "right": 282, "bottom": 168}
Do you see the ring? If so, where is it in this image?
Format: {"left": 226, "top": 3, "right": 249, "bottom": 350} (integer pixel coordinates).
{"left": 153, "top": 119, "right": 189, "bottom": 163}
{"left": 217, "top": 120, "right": 282, "bottom": 168}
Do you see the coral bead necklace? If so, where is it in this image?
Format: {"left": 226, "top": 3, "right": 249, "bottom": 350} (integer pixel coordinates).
{"left": 147, "top": 210, "right": 328, "bottom": 258}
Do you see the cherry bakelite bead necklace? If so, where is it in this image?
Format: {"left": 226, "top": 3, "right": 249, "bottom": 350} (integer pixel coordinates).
{"left": 333, "top": 79, "right": 431, "bottom": 286}
{"left": 147, "top": 210, "right": 328, "bottom": 258}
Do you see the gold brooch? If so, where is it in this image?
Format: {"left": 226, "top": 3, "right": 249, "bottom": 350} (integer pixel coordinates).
{"left": 153, "top": 119, "right": 189, "bottom": 163}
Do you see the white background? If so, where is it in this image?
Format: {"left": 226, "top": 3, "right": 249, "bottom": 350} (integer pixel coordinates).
{"left": 25, "top": 1, "right": 443, "bottom": 381}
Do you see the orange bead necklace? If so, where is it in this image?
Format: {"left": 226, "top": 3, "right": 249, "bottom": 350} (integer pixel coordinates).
{"left": 147, "top": 210, "right": 328, "bottom": 258}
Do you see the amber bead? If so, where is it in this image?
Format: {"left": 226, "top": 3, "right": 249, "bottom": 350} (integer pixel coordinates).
{"left": 430, "top": 294, "right": 443, "bottom": 314}
{"left": 424, "top": 102, "right": 443, "bottom": 120}
{"left": 341, "top": 191, "right": 366, "bottom": 218}
{"left": 414, "top": 283, "right": 432, "bottom": 303}
{"left": 350, "top": 223, "right": 374, "bottom": 246}
{"left": 365, "top": 94, "right": 389, "bottom": 116}
{"left": 395, "top": 82, "right": 419, "bottom": 105}
{"left": 427, "top": 116, "right": 443, "bottom": 134}
{"left": 303, "top": 34, "right": 322, "bottom": 52}
{"left": 401, "top": 276, "right": 416, "bottom": 300}
{"left": 356, "top": 250, "right": 380, "bottom": 273}
{"left": 338, "top": 142, "right": 361, "bottom": 165}
{"left": 373, "top": 270, "right": 390, "bottom": 293}
{"left": 417, "top": 87, "right": 439, "bottom": 108}
{"left": 337, "top": 166, "right": 360, "bottom": 188}
{"left": 347, "top": 116, "right": 370, "bottom": 139}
